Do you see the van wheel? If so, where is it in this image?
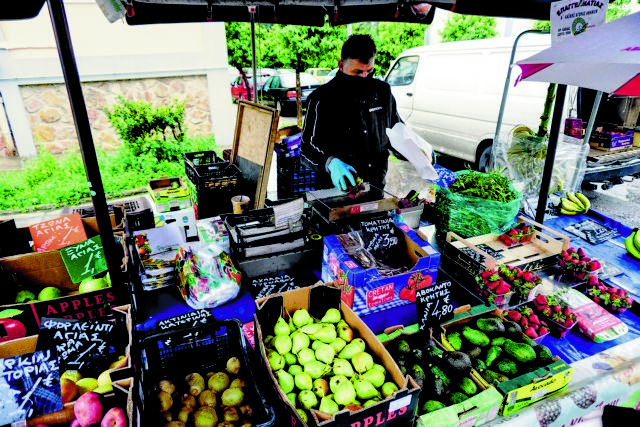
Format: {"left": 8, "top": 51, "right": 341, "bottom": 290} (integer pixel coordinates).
{"left": 475, "top": 142, "right": 493, "bottom": 172}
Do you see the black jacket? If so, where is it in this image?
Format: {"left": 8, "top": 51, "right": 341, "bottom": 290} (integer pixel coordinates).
{"left": 301, "top": 71, "right": 402, "bottom": 190}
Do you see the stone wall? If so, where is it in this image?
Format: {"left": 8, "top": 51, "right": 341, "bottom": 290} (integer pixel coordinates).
{"left": 19, "top": 75, "right": 213, "bottom": 155}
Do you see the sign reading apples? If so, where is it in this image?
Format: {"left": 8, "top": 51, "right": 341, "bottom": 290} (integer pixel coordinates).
{"left": 0, "top": 349, "right": 63, "bottom": 424}
{"left": 61, "top": 235, "right": 108, "bottom": 283}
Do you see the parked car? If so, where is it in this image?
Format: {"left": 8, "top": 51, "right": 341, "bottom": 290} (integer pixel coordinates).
{"left": 258, "top": 71, "right": 322, "bottom": 116}
{"left": 306, "top": 67, "right": 332, "bottom": 83}
{"left": 230, "top": 68, "right": 277, "bottom": 102}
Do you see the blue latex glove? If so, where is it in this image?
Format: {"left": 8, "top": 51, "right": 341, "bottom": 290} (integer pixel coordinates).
{"left": 327, "top": 158, "right": 357, "bottom": 191}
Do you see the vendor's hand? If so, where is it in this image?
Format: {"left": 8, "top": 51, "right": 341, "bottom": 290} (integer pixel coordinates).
{"left": 327, "top": 158, "right": 357, "bottom": 191}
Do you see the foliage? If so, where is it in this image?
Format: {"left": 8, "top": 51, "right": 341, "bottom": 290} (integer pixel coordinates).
{"left": 532, "top": 20, "right": 551, "bottom": 31}
{"left": 103, "top": 96, "right": 186, "bottom": 162}
{"left": 440, "top": 15, "right": 497, "bottom": 42}
{"left": 0, "top": 136, "right": 216, "bottom": 212}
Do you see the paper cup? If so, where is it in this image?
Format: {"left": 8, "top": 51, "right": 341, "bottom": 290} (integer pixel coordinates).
{"left": 231, "top": 195, "right": 250, "bottom": 214}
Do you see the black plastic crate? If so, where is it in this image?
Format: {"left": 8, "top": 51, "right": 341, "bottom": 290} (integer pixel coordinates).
{"left": 138, "top": 319, "right": 275, "bottom": 426}
{"left": 277, "top": 170, "right": 315, "bottom": 195}
{"left": 276, "top": 153, "right": 313, "bottom": 174}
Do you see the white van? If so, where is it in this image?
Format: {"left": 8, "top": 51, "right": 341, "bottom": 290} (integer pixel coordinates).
{"left": 385, "top": 35, "right": 553, "bottom": 171}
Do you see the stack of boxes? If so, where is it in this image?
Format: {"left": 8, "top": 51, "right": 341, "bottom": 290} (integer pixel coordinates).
{"left": 275, "top": 129, "right": 316, "bottom": 199}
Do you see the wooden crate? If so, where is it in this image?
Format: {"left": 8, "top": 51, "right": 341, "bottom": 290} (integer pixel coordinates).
{"left": 442, "top": 216, "right": 569, "bottom": 280}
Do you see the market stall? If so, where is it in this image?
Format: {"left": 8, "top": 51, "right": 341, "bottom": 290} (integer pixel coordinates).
{"left": 2, "top": 1, "right": 640, "bottom": 427}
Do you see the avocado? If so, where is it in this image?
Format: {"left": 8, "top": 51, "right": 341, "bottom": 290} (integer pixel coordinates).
{"left": 485, "top": 345, "right": 502, "bottom": 367}
{"left": 431, "top": 365, "right": 450, "bottom": 387}
{"left": 462, "top": 326, "right": 490, "bottom": 347}
{"left": 521, "top": 335, "right": 537, "bottom": 347}
{"left": 467, "top": 346, "right": 482, "bottom": 359}
{"left": 504, "top": 320, "right": 523, "bottom": 339}
{"left": 458, "top": 377, "right": 478, "bottom": 396}
{"left": 491, "top": 337, "right": 508, "bottom": 347}
{"left": 397, "top": 339, "right": 411, "bottom": 354}
{"left": 476, "top": 317, "right": 506, "bottom": 335}
{"left": 473, "top": 358, "right": 486, "bottom": 373}
{"left": 427, "top": 345, "right": 444, "bottom": 359}
{"left": 422, "top": 400, "right": 447, "bottom": 413}
{"left": 433, "top": 375, "right": 446, "bottom": 398}
{"left": 449, "top": 392, "right": 469, "bottom": 404}
{"left": 496, "top": 358, "right": 518, "bottom": 376}
{"left": 535, "top": 344, "right": 554, "bottom": 365}
{"left": 504, "top": 340, "right": 536, "bottom": 363}
{"left": 481, "top": 369, "right": 510, "bottom": 385}
{"left": 443, "top": 351, "right": 472, "bottom": 377}
{"left": 447, "top": 331, "right": 463, "bottom": 351}
{"left": 411, "top": 364, "right": 426, "bottom": 389}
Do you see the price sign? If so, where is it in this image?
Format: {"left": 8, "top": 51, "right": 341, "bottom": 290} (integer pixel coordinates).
{"left": 416, "top": 281, "right": 454, "bottom": 333}
{"left": 360, "top": 217, "right": 398, "bottom": 257}
{"left": 0, "top": 349, "right": 63, "bottom": 424}
{"left": 61, "top": 235, "right": 108, "bottom": 284}
{"left": 157, "top": 310, "right": 214, "bottom": 332}
{"left": 29, "top": 213, "right": 87, "bottom": 253}
{"left": 37, "top": 317, "right": 115, "bottom": 375}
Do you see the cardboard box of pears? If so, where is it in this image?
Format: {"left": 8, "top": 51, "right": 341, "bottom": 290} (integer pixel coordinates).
{"left": 254, "top": 283, "right": 421, "bottom": 427}
{"left": 0, "top": 304, "right": 134, "bottom": 426}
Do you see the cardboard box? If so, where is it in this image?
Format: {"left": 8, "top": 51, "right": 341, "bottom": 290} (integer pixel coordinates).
{"left": 440, "top": 305, "right": 574, "bottom": 416}
{"left": 322, "top": 223, "right": 440, "bottom": 319}
{"left": 154, "top": 207, "right": 198, "bottom": 240}
{"left": 589, "top": 128, "right": 634, "bottom": 151}
{"left": 377, "top": 325, "right": 503, "bottom": 427}
{"left": 148, "top": 177, "right": 191, "bottom": 213}
{"left": 255, "top": 283, "right": 421, "bottom": 427}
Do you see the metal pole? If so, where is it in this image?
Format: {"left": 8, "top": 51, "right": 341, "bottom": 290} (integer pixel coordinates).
{"left": 535, "top": 84, "right": 567, "bottom": 224}
{"left": 250, "top": 7, "right": 258, "bottom": 102}
{"left": 583, "top": 90, "right": 603, "bottom": 146}
{"left": 46, "top": 0, "right": 124, "bottom": 291}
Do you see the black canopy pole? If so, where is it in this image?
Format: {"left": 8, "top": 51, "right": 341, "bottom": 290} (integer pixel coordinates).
{"left": 46, "top": 0, "right": 124, "bottom": 289}
{"left": 535, "top": 84, "right": 567, "bottom": 224}
{"left": 249, "top": 6, "right": 258, "bottom": 102}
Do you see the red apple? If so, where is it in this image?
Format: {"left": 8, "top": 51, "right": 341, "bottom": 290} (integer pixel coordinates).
{"left": 74, "top": 392, "right": 103, "bottom": 427}
{"left": 61, "top": 377, "right": 78, "bottom": 404}
{"left": 101, "top": 407, "right": 127, "bottom": 427}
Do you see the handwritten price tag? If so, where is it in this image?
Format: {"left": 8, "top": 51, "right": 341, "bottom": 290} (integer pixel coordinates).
{"left": 416, "top": 281, "right": 454, "bottom": 333}
{"left": 360, "top": 217, "right": 398, "bottom": 256}
{"left": 60, "top": 235, "right": 108, "bottom": 283}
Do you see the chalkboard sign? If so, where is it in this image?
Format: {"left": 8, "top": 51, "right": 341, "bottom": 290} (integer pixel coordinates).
{"left": 0, "top": 349, "right": 63, "bottom": 424}
{"left": 36, "top": 317, "right": 115, "bottom": 375}
{"left": 29, "top": 212, "right": 87, "bottom": 252}
{"left": 360, "top": 217, "right": 399, "bottom": 257}
{"left": 416, "top": 281, "right": 454, "bottom": 333}
{"left": 157, "top": 310, "right": 214, "bottom": 332}
{"left": 60, "top": 235, "right": 108, "bottom": 284}
{"left": 247, "top": 273, "right": 300, "bottom": 299}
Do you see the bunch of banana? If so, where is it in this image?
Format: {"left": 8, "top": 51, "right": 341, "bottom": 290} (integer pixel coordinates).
{"left": 625, "top": 229, "right": 640, "bottom": 260}
{"left": 560, "top": 192, "right": 591, "bottom": 215}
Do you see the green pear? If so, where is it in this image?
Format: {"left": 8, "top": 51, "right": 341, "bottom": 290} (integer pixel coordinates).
{"left": 298, "top": 390, "right": 318, "bottom": 410}
{"left": 311, "top": 324, "right": 337, "bottom": 344}
{"left": 381, "top": 382, "right": 399, "bottom": 398}
{"left": 333, "top": 358, "right": 355, "bottom": 377}
{"left": 275, "top": 369, "right": 294, "bottom": 393}
{"left": 297, "top": 408, "right": 309, "bottom": 423}
{"left": 330, "top": 337, "right": 347, "bottom": 354}
{"left": 352, "top": 352, "right": 374, "bottom": 374}
{"left": 320, "top": 308, "right": 341, "bottom": 323}
{"left": 291, "top": 332, "right": 310, "bottom": 355}
{"left": 288, "top": 364, "right": 303, "bottom": 376}
{"left": 363, "top": 397, "right": 381, "bottom": 408}
{"left": 329, "top": 375, "right": 350, "bottom": 394}
{"left": 333, "top": 381, "right": 356, "bottom": 406}
{"left": 288, "top": 316, "right": 297, "bottom": 334}
{"left": 354, "top": 379, "right": 380, "bottom": 400}
{"left": 314, "top": 343, "right": 336, "bottom": 365}
{"left": 274, "top": 317, "right": 291, "bottom": 336}
{"left": 304, "top": 360, "right": 328, "bottom": 379}
{"left": 283, "top": 352, "right": 297, "bottom": 365}
{"left": 293, "top": 309, "right": 313, "bottom": 328}
{"left": 273, "top": 335, "right": 292, "bottom": 355}
{"left": 287, "top": 392, "right": 297, "bottom": 405}
{"left": 319, "top": 396, "right": 340, "bottom": 415}
{"left": 294, "top": 372, "right": 313, "bottom": 390}
{"left": 299, "top": 323, "right": 322, "bottom": 336}
{"left": 312, "top": 340, "right": 323, "bottom": 351}
{"left": 339, "top": 338, "right": 366, "bottom": 359}
{"left": 337, "top": 320, "right": 354, "bottom": 342}
{"left": 361, "top": 367, "right": 386, "bottom": 388}
{"left": 264, "top": 335, "right": 275, "bottom": 349}
{"left": 267, "top": 350, "right": 285, "bottom": 371}
{"left": 297, "top": 348, "right": 316, "bottom": 366}
{"left": 371, "top": 363, "right": 386, "bottom": 374}
{"left": 313, "top": 378, "right": 329, "bottom": 398}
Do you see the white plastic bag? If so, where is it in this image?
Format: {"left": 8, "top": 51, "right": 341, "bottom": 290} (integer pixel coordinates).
{"left": 386, "top": 122, "right": 438, "bottom": 181}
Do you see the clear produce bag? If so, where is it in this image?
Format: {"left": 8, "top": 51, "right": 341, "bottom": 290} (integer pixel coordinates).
{"left": 494, "top": 126, "right": 588, "bottom": 200}
{"left": 176, "top": 243, "right": 241, "bottom": 309}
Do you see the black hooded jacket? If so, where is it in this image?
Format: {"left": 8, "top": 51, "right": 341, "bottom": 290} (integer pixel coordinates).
{"left": 301, "top": 71, "right": 402, "bottom": 190}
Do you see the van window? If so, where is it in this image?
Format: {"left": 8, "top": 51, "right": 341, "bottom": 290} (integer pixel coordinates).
{"left": 386, "top": 56, "right": 419, "bottom": 86}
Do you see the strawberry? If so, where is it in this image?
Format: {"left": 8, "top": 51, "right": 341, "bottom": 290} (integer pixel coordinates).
{"left": 564, "top": 318, "right": 574, "bottom": 327}
{"left": 487, "top": 280, "right": 500, "bottom": 291}
{"left": 503, "top": 237, "right": 514, "bottom": 246}
{"left": 508, "top": 228, "right": 518, "bottom": 236}
{"left": 524, "top": 327, "right": 538, "bottom": 339}
{"left": 522, "top": 271, "right": 534, "bottom": 282}
{"left": 507, "top": 311, "right": 522, "bottom": 322}
{"left": 564, "top": 306, "right": 572, "bottom": 316}
{"left": 553, "top": 305, "right": 562, "bottom": 313}
{"left": 520, "top": 317, "right": 529, "bottom": 329}
{"left": 538, "top": 327, "right": 549, "bottom": 336}
{"left": 567, "top": 247, "right": 576, "bottom": 254}
{"left": 520, "top": 307, "right": 534, "bottom": 317}
{"left": 542, "top": 307, "right": 552, "bottom": 317}
{"left": 480, "top": 270, "right": 493, "bottom": 279}
{"left": 626, "top": 297, "right": 634, "bottom": 306}
{"left": 528, "top": 314, "right": 541, "bottom": 325}
{"left": 588, "top": 275, "right": 599, "bottom": 286}
{"left": 590, "top": 260, "right": 602, "bottom": 271}
{"left": 535, "top": 295, "right": 547, "bottom": 306}
{"left": 577, "top": 247, "right": 586, "bottom": 257}
{"left": 593, "top": 296, "right": 600, "bottom": 303}
{"left": 530, "top": 323, "right": 539, "bottom": 331}
{"left": 495, "top": 282, "right": 512, "bottom": 295}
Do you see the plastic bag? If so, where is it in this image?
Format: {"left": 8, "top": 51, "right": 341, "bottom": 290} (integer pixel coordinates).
{"left": 386, "top": 122, "right": 438, "bottom": 181}
{"left": 494, "top": 126, "right": 588, "bottom": 199}
{"left": 435, "top": 170, "right": 522, "bottom": 238}
{"left": 176, "top": 243, "right": 241, "bottom": 309}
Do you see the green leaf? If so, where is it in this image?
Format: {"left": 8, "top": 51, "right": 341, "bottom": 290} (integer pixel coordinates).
{"left": 0, "top": 309, "right": 24, "bottom": 319}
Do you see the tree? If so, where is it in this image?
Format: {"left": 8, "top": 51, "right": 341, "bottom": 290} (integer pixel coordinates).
{"left": 440, "top": 15, "right": 497, "bottom": 43}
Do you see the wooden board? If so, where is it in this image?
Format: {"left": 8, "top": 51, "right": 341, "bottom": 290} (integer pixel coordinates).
{"left": 231, "top": 101, "right": 279, "bottom": 210}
